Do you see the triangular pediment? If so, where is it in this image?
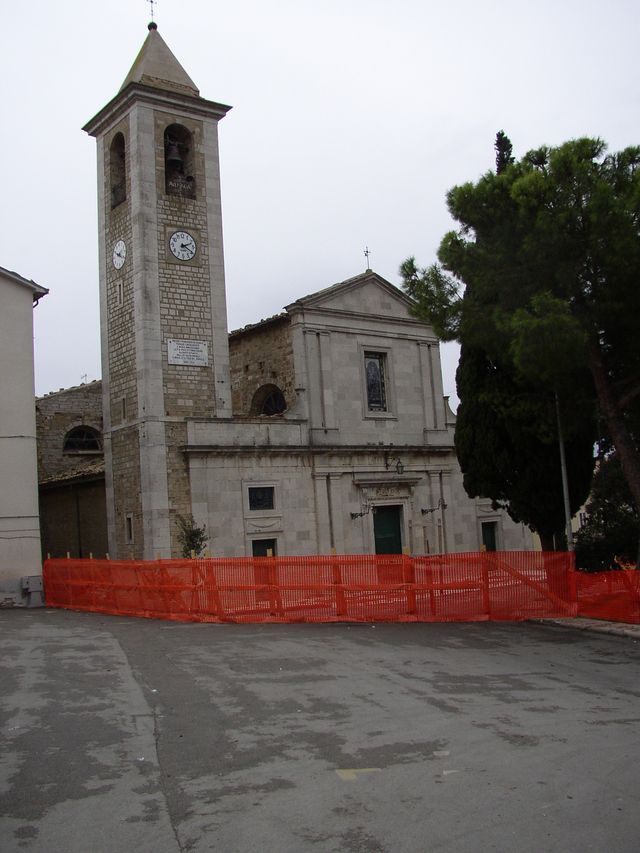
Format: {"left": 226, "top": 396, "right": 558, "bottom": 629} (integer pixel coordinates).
{"left": 120, "top": 25, "right": 200, "bottom": 97}
{"left": 287, "top": 271, "right": 415, "bottom": 320}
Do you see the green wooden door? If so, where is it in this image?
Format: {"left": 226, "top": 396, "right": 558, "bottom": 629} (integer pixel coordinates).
{"left": 481, "top": 522, "right": 497, "bottom": 552}
{"left": 373, "top": 505, "right": 403, "bottom": 554}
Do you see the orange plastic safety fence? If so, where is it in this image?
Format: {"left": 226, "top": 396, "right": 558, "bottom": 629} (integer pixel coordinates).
{"left": 43, "top": 552, "right": 578, "bottom": 623}
{"left": 576, "top": 570, "right": 640, "bottom": 624}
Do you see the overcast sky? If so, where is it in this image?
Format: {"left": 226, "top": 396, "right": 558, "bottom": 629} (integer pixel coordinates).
{"left": 3, "top": 0, "right": 639, "bottom": 405}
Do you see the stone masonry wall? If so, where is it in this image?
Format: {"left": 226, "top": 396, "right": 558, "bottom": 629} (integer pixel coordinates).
{"left": 155, "top": 113, "right": 217, "bottom": 421}
{"left": 229, "top": 317, "right": 295, "bottom": 415}
{"left": 36, "top": 381, "right": 103, "bottom": 481}
{"left": 105, "top": 118, "right": 144, "bottom": 554}
{"left": 111, "top": 426, "right": 143, "bottom": 557}
{"left": 153, "top": 113, "right": 220, "bottom": 543}
{"left": 105, "top": 119, "right": 138, "bottom": 435}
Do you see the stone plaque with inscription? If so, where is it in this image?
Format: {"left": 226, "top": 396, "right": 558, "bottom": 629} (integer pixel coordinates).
{"left": 167, "top": 339, "right": 209, "bottom": 367}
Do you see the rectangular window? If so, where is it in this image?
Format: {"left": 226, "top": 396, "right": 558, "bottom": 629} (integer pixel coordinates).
{"left": 248, "top": 486, "right": 275, "bottom": 511}
{"left": 124, "top": 513, "right": 134, "bottom": 545}
{"left": 252, "top": 538, "right": 277, "bottom": 557}
{"left": 116, "top": 280, "right": 124, "bottom": 307}
{"left": 121, "top": 396, "right": 126, "bottom": 423}
{"left": 364, "top": 352, "right": 387, "bottom": 411}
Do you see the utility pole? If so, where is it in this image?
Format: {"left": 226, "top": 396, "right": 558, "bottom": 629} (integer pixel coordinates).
{"left": 555, "top": 391, "right": 574, "bottom": 552}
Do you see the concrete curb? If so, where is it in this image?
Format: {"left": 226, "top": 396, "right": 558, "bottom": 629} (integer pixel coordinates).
{"left": 533, "top": 617, "right": 640, "bottom": 641}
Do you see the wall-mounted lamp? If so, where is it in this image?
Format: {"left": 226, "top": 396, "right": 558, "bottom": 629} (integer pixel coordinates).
{"left": 350, "top": 491, "right": 375, "bottom": 520}
{"left": 421, "top": 498, "right": 447, "bottom": 515}
{"left": 384, "top": 454, "right": 404, "bottom": 475}
{"left": 350, "top": 506, "right": 372, "bottom": 519}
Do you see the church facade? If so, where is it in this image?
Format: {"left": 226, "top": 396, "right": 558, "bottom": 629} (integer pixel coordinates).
{"left": 81, "top": 24, "right": 532, "bottom": 560}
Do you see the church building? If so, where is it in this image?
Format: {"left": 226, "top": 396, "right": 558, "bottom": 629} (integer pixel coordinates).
{"left": 79, "top": 23, "right": 532, "bottom": 560}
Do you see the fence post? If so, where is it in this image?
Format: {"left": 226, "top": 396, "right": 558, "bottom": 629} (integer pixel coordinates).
{"left": 404, "top": 552, "right": 416, "bottom": 618}
{"left": 568, "top": 565, "right": 578, "bottom": 617}
{"left": 331, "top": 548, "right": 347, "bottom": 618}
{"left": 266, "top": 552, "right": 284, "bottom": 619}
{"left": 189, "top": 557, "right": 200, "bottom": 616}
{"left": 427, "top": 558, "right": 437, "bottom": 618}
{"left": 481, "top": 549, "right": 491, "bottom": 619}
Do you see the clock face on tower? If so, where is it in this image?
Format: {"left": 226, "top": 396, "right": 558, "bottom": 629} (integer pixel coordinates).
{"left": 112, "top": 239, "right": 126, "bottom": 269}
{"left": 169, "top": 230, "right": 197, "bottom": 261}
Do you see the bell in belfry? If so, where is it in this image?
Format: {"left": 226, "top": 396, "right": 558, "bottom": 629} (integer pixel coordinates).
{"left": 165, "top": 139, "right": 183, "bottom": 170}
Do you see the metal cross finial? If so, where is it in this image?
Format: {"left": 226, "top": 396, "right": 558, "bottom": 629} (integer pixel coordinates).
{"left": 364, "top": 246, "right": 371, "bottom": 270}
{"left": 147, "top": 0, "right": 157, "bottom": 21}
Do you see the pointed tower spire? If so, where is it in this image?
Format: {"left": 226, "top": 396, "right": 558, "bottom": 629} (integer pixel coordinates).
{"left": 119, "top": 23, "right": 200, "bottom": 97}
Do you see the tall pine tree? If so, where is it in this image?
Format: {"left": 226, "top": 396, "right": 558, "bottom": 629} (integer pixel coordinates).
{"left": 401, "top": 132, "right": 614, "bottom": 547}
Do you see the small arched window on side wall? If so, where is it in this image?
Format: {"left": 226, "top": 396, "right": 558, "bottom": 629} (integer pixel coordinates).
{"left": 164, "top": 124, "right": 196, "bottom": 199}
{"left": 63, "top": 426, "right": 102, "bottom": 454}
{"left": 250, "top": 384, "right": 287, "bottom": 416}
{"left": 110, "top": 133, "right": 126, "bottom": 208}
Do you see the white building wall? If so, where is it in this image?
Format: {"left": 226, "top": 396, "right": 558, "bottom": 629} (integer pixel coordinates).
{"left": 188, "top": 447, "right": 533, "bottom": 558}
{"left": 0, "top": 275, "right": 43, "bottom": 603}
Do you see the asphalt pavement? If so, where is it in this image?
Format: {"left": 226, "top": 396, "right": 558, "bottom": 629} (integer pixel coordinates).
{"left": 1, "top": 610, "right": 640, "bottom": 853}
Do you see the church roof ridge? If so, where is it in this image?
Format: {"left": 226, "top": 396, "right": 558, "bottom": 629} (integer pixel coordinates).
{"left": 119, "top": 24, "right": 200, "bottom": 97}
{"left": 228, "top": 312, "right": 288, "bottom": 338}
{"left": 288, "top": 268, "right": 412, "bottom": 309}
{"left": 37, "top": 379, "right": 102, "bottom": 401}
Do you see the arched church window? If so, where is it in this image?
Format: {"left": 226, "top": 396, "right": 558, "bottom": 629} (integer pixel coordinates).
{"left": 63, "top": 426, "right": 102, "bottom": 453}
{"left": 250, "top": 384, "right": 287, "bottom": 416}
{"left": 110, "top": 133, "right": 126, "bottom": 208}
{"left": 164, "top": 124, "right": 196, "bottom": 199}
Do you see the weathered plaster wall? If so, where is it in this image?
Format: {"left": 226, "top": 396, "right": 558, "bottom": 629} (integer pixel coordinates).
{"left": 0, "top": 276, "right": 42, "bottom": 602}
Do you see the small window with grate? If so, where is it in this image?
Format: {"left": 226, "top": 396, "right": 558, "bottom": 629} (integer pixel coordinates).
{"left": 125, "top": 513, "right": 134, "bottom": 545}
{"left": 252, "top": 538, "right": 277, "bottom": 557}
{"left": 248, "top": 486, "right": 275, "bottom": 511}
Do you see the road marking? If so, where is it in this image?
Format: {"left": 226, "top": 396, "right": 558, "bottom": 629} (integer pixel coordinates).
{"left": 336, "top": 768, "right": 382, "bottom": 781}
{"left": 442, "top": 770, "right": 459, "bottom": 776}
{"left": 433, "top": 750, "right": 450, "bottom": 757}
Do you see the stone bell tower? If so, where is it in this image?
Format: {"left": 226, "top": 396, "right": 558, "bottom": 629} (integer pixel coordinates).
{"left": 84, "top": 23, "right": 232, "bottom": 558}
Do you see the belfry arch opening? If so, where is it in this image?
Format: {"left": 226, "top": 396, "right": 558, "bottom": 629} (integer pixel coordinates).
{"left": 250, "top": 384, "right": 287, "bottom": 416}
{"left": 164, "top": 124, "right": 196, "bottom": 199}
{"left": 110, "top": 133, "right": 126, "bottom": 208}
